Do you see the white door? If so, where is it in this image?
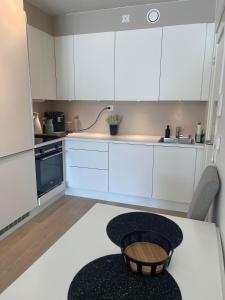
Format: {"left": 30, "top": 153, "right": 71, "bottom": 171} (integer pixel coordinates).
{"left": 206, "top": 25, "right": 225, "bottom": 148}
{"left": 0, "top": 150, "right": 37, "bottom": 231}
{"left": 153, "top": 146, "right": 196, "bottom": 203}
{"left": 109, "top": 143, "right": 154, "bottom": 197}
{"left": 201, "top": 23, "right": 215, "bottom": 101}
{"left": 27, "top": 26, "right": 56, "bottom": 100}
{"left": 75, "top": 32, "right": 115, "bottom": 101}
{"left": 55, "top": 35, "right": 75, "bottom": 100}
{"left": 42, "top": 31, "right": 56, "bottom": 100}
{"left": 160, "top": 23, "right": 207, "bottom": 101}
{"left": 27, "top": 25, "right": 43, "bottom": 100}
{"left": 115, "top": 28, "right": 162, "bottom": 101}
{"left": 0, "top": 3, "right": 34, "bottom": 157}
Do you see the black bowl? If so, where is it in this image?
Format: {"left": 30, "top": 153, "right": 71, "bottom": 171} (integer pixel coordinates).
{"left": 121, "top": 230, "right": 174, "bottom": 276}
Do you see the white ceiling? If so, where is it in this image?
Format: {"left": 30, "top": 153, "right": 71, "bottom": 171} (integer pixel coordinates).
{"left": 26, "top": 0, "right": 179, "bottom": 16}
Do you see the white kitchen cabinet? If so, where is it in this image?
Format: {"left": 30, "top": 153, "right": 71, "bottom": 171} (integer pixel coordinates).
{"left": 55, "top": 36, "right": 75, "bottom": 100}
{"left": 65, "top": 140, "right": 108, "bottom": 152}
{"left": 67, "top": 149, "right": 108, "bottom": 169}
{"left": 66, "top": 139, "right": 109, "bottom": 192}
{"left": 68, "top": 167, "right": 108, "bottom": 192}
{"left": 27, "top": 25, "right": 56, "bottom": 100}
{"left": 42, "top": 31, "right": 57, "bottom": 100}
{"left": 0, "top": 3, "right": 34, "bottom": 157}
{"left": 75, "top": 32, "right": 115, "bottom": 101}
{"left": 194, "top": 148, "right": 204, "bottom": 189}
{"left": 0, "top": 150, "right": 37, "bottom": 231}
{"left": 109, "top": 143, "right": 154, "bottom": 197}
{"left": 27, "top": 26, "right": 43, "bottom": 100}
{"left": 201, "top": 23, "right": 215, "bottom": 101}
{"left": 153, "top": 146, "right": 196, "bottom": 203}
{"left": 160, "top": 24, "right": 207, "bottom": 101}
{"left": 115, "top": 28, "right": 162, "bottom": 101}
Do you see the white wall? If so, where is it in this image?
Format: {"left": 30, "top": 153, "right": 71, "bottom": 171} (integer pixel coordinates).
{"left": 33, "top": 100, "right": 207, "bottom": 137}
{"left": 54, "top": 0, "right": 216, "bottom": 36}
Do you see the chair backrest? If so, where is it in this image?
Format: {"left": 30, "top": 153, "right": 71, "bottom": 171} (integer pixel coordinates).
{"left": 187, "top": 165, "right": 220, "bottom": 221}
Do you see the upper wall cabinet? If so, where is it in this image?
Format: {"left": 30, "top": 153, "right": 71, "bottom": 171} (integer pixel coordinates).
{"left": 74, "top": 32, "right": 115, "bottom": 101}
{"left": 27, "top": 25, "right": 56, "bottom": 100}
{"left": 115, "top": 28, "right": 162, "bottom": 101}
{"left": 201, "top": 23, "right": 215, "bottom": 101}
{"left": 55, "top": 35, "right": 75, "bottom": 100}
{"left": 160, "top": 23, "right": 214, "bottom": 101}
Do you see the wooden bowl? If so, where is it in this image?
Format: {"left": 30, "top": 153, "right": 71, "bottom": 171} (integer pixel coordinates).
{"left": 121, "top": 230, "right": 174, "bottom": 276}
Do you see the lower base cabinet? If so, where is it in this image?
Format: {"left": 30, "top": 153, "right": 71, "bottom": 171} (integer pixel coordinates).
{"left": 109, "top": 143, "right": 154, "bottom": 198}
{"left": 66, "top": 139, "right": 204, "bottom": 205}
{"left": 153, "top": 146, "right": 196, "bottom": 203}
{"left": 67, "top": 167, "right": 108, "bottom": 192}
{"left": 0, "top": 150, "right": 37, "bottom": 231}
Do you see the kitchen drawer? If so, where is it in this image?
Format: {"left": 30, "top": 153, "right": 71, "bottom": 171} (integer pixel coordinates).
{"left": 65, "top": 140, "right": 108, "bottom": 152}
{"left": 67, "top": 167, "right": 108, "bottom": 192}
{"left": 66, "top": 149, "right": 108, "bottom": 169}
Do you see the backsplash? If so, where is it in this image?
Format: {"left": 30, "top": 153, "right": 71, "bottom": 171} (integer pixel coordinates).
{"left": 33, "top": 100, "right": 207, "bottom": 137}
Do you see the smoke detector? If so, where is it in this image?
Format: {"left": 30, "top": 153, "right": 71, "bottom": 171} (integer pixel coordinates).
{"left": 147, "top": 9, "right": 160, "bottom": 24}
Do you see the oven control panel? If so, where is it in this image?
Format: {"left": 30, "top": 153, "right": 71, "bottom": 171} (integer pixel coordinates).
{"left": 35, "top": 141, "right": 63, "bottom": 158}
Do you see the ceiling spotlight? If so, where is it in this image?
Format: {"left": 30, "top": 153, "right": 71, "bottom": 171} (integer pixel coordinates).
{"left": 147, "top": 9, "right": 160, "bottom": 24}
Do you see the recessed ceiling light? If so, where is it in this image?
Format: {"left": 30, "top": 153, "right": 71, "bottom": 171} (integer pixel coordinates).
{"left": 147, "top": 9, "right": 160, "bottom": 24}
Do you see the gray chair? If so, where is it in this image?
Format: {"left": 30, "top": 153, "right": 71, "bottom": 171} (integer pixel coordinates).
{"left": 187, "top": 165, "right": 220, "bottom": 221}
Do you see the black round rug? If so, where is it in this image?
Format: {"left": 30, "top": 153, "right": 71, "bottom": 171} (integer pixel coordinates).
{"left": 106, "top": 212, "right": 183, "bottom": 249}
{"left": 68, "top": 254, "right": 182, "bottom": 300}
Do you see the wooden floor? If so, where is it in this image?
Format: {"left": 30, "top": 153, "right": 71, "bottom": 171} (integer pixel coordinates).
{"left": 0, "top": 196, "right": 186, "bottom": 294}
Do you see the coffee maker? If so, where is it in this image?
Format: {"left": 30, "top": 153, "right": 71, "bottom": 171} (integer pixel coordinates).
{"left": 44, "top": 112, "right": 65, "bottom": 133}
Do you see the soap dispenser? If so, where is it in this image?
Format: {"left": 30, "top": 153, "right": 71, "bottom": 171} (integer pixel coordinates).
{"left": 165, "top": 125, "right": 171, "bottom": 138}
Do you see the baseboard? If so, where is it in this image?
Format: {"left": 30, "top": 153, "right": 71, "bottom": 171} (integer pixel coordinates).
{"left": 65, "top": 187, "right": 189, "bottom": 213}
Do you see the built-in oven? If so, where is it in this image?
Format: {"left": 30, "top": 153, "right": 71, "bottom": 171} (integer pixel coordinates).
{"left": 35, "top": 141, "right": 64, "bottom": 198}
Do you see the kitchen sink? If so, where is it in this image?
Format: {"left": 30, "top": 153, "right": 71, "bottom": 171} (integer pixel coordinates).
{"left": 160, "top": 137, "right": 193, "bottom": 144}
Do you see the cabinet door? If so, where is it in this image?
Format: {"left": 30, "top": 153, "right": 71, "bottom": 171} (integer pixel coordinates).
{"left": 109, "top": 143, "right": 153, "bottom": 197}
{"left": 67, "top": 167, "right": 108, "bottom": 192}
{"left": 27, "top": 25, "right": 43, "bottom": 100}
{"left": 0, "top": 4, "right": 34, "bottom": 157}
{"left": 42, "top": 31, "right": 56, "bottom": 100}
{"left": 66, "top": 149, "right": 108, "bottom": 169}
{"left": 75, "top": 32, "right": 115, "bottom": 101}
{"left": 55, "top": 36, "right": 75, "bottom": 100}
{"left": 153, "top": 146, "right": 196, "bottom": 203}
{"left": 27, "top": 26, "right": 56, "bottom": 100}
{"left": 194, "top": 148, "right": 204, "bottom": 189}
{"left": 0, "top": 150, "right": 37, "bottom": 231}
{"left": 201, "top": 23, "right": 215, "bottom": 101}
{"left": 115, "top": 28, "right": 162, "bottom": 101}
{"left": 160, "top": 24, "right": 207, "bottom": 101}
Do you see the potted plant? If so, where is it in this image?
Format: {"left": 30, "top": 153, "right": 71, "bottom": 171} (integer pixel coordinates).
{"left": 106, "top": 114, "right": 122, "bottom": 136}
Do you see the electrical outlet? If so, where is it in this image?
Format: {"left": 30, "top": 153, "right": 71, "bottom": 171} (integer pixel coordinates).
{"left": 107, "top": 105, "right": 114, "bottom": 112}
{"left": 122, "top": 14, "right": 130, "bottom": 24}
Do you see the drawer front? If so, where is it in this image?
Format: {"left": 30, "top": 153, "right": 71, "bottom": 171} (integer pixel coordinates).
{"left": 67, "top": 167, "right": 108, "bottom": 192}
{"left": 66, "top": 149, "right": 108, "bottom": 169}
{"left": 66, "top": 140, "right": 108, "bottom": 152}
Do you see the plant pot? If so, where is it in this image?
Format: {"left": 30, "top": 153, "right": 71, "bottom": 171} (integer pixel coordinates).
{"left": 110, "top": 125, "right": 118, "bottom": 136}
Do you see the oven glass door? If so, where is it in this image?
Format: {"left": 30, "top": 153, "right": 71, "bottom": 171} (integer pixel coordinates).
{"left": 36, "top": 151, "right": 63, "bottom": 197}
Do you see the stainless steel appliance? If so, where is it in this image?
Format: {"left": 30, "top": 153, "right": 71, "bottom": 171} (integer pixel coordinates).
{"left": 34, "top": 134, "right": 65, "bottom": 146}
{"left": 35, "top": 141, "right": 64, "bottom": 198}
{"left": 44, "top": 112, "right": 65, "bottom": 132}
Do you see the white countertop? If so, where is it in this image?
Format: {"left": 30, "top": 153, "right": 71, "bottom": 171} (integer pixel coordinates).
{"left": 1, "top": 204, "right": 223, "bottom": 300}
{"left": 66, "top": 132, "right": 204, "bottom": 148}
